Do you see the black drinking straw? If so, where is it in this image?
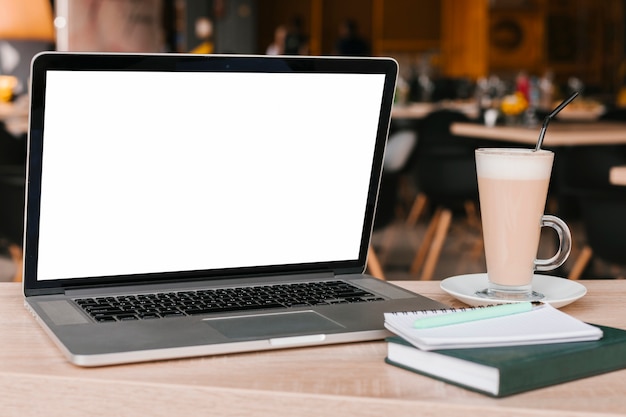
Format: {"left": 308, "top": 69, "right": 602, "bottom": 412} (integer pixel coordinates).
{"left": 534, "top": 91, "right": 580, "bottom": 151}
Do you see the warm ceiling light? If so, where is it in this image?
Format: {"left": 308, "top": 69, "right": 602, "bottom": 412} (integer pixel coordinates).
{"left": 0, "top": 0, "right": 55, "bottom": 41}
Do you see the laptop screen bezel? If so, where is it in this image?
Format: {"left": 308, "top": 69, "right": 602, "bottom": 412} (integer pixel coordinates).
{"left": 24, "top": 52, "right": 397, "bottom": 295}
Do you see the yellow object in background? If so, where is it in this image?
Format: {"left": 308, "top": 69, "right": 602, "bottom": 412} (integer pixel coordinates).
{"left": 0, "top": 75, "right": 18, "bottom": 102}
{"left": 500, "top": 92, "right": 528, "bottom": 116}
{"left": 191, "top": 42, "right": 214, "bottom": 54}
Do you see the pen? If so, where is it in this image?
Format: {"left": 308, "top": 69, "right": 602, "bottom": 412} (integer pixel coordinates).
{"left": 413, "top": 302, "right": 542, "bottom": 329}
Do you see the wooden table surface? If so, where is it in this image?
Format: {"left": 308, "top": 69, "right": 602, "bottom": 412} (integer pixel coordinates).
{"left": 392, "top": 100, "right": 479, "bottom": 120}
{"left": 2, "top": 280, "right": 626, "bottom": 417}
{"left": 451, "top": 120, "right": 626, "bottom": 147}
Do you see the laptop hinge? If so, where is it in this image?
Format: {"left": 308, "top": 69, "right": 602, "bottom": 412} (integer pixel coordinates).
{"left": 63, "top": 271, "right": 337, "bottom": 297}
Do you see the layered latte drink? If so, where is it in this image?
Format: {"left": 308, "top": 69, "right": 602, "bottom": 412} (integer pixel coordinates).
{"left": 475, "top": 148, "right": 571, "bottom": 300}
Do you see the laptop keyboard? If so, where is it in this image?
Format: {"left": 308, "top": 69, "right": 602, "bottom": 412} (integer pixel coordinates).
{"left": 74, "top": 280, "right": 385, "bottom": 323}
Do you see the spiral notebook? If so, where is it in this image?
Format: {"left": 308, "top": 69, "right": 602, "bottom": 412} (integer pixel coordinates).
{"left": 384, "top": 303, "right": 603, "bottom": 351}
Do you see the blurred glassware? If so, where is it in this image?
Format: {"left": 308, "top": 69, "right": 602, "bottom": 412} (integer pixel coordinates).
{"left": 395, "top": 76, "right": 410, "bottom": 106}
{"left": 567, "top": 77, "right": 584, "bottom": 96}
{"left": 484, "top": 108, "right": 499, "bottom": 127}
{"left": 539, "top": 70, "right": 555, "bottom": 110}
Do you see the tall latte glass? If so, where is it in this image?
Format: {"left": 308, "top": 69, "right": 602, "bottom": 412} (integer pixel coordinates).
{"left": 475, "top": 148, "right": 571, "bottom": 301}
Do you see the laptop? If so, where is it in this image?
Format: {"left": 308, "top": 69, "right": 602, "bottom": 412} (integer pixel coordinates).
{"left": 23, "top": 52, "right": 446, "bottom": 367}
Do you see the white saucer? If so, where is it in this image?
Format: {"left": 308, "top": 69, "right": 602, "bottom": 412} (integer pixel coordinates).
{"left": 440, "top": 273, "right": 587, "bottom": 308}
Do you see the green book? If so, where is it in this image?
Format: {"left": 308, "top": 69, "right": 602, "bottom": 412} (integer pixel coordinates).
{"left": 385, "top": 325, "right": 626, "bottom": 397}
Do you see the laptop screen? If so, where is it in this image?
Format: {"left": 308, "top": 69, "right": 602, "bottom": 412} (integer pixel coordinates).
{"left": 25, "top": 54, "right": 397, "bottom": 288}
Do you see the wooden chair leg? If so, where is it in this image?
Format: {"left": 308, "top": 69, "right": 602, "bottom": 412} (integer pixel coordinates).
{"left": 463, "top": 200, "right": 481, "bottom": 230}
{"left": 375, "top": 224, "right": 398, "bottom": 266}
{"left": 9, "top": 244, "right": 23, "bottom": 282}
{"left": 462, "top": 200, "right": 484, "bottom": 259}
{"left": 367, "top": 246, "right": 386, "bottom": 280}
{"left": 406, "top": 193, "right": 428, "bottom": 228}
{"left": 410, "top": 207, "right": 441, "bottom": 276}
{"left": 568, "top": 245, "right": 593, "bottom": 280}
{"left": 420, "top": 208, "right": 453, "bottom": 281}
{"left": 397, "top": 174, "right": 417, "bottom": 219}
{"left": 469, "top": 234, "right": 485, "bottom": 260}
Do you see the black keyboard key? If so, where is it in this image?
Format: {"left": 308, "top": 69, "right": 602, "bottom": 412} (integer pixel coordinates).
{"left": 75, "top": 280, "right": 385, "bottom": 323}
{"left": 94, "top": 316, "right": 117, "bottom": 323}
{"left": 161, "top": 311, "right": 184, "bottom": 318}
{"left": 138, "top": 313, "right": 161, "bottom": 319}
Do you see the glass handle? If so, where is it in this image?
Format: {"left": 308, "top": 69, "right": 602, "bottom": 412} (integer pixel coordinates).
{"left": 534, "top": 215, "right": 572, "bottom": 272}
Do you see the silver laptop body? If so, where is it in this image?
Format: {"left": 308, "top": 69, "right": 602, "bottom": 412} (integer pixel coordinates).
{"left": 23, "top": 52, "right": 445, "bottom": 366}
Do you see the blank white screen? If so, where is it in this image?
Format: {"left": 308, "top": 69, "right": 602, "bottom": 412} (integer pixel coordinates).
{"left": 37, "top": 70, "right": 385, "bottom": 280}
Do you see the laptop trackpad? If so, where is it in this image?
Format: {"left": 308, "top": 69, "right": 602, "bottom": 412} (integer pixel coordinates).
{"left": 205, "top": 310, "right": 343, "bottom": 340}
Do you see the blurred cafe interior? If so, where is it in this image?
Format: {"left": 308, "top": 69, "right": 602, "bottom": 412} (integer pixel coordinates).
{"left": 1, "top": 0, "right": 626, "bottom": 282}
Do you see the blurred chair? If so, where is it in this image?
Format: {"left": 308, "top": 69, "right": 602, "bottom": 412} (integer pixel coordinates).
{"left": 0, "top": 164, "right": 26, "bottom": 246}
{"left": 0, "top": 238, "right": 22, "bottom": 282}
{"left": 0, "top": 164, "right": 25, "bottom": 282}
{"left": 367, "top": 130, "right": 417, "bottom": 280}
{"left": 0, "top": 118, "right": 27, "bottom": 256}
{"left": 568, "top": 187, "right": 626, "bottom": 280}
{"left": 406, "top": 110, "right": 482, "bottom": 280}
{"left": 553, "top": 145, "right": 623, "bottom": 220}
{"left": 556, "top": 143, "right": 626, "bottom": 279}
{"left": 367, "top": 171, "right": 398, "bottom": 280}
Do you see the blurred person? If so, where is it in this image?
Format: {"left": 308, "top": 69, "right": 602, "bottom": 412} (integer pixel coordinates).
{"left": 334, "top": 19, "right": 370, "bottom": 56}
{"left": 266, "top": 25, "right": 287, "bottom": 55}
{"left": 334, "top": 19, "right": 369, "bottom": 56}
{"left": 190, "top": 17, "right": 214, "bottom": 54}
{"left": 284, "top": 16, "right": 308, "bottom": 55}
{"left": 66, "top": 0, "right": 163, "bottom": 52}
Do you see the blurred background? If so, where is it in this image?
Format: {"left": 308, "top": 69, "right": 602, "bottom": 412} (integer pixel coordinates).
{"left": 2, "top": 0, "right": 626, "bottom": 282}
{"left": 2, "top": 0, "right": 624, "bottom": 99}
